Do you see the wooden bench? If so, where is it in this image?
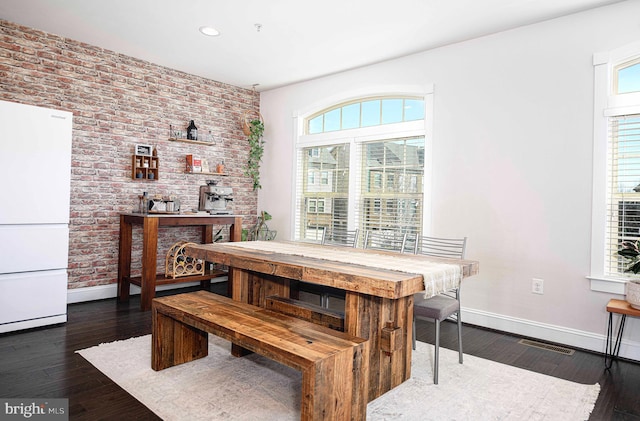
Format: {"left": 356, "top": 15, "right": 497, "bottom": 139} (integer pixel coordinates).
{"left": 152, "top": 291, "right": 369, "bottom": 421}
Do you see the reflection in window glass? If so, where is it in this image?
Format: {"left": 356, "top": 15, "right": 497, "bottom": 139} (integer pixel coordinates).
{"left": 362, "top": 100, "right": 381, "bottom": 127}
{"left": 309, "top": 115, "right": 323, "bottom": 134}
{"left": 618, "top": 62, "right": 640, "bottom": 94}
{"left": 382, "top": 99, "right": 403, "bottom": 124}
{"left": 404, "top": 99, "right": 425, "bottom": 121}
{"left": 324, "top": 108, "right": 341, "bottom": 132}
{"left": 342, "top": 103, "right": 360, "bottom": 129}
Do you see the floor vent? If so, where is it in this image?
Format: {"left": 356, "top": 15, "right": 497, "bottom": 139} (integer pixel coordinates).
{"left": 517, "top": 339, "right": 575, "bottom": 355}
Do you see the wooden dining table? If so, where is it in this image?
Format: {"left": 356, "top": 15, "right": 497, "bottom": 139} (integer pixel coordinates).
{"left": 185, "top": 240, "right": 479, "bottom": 402}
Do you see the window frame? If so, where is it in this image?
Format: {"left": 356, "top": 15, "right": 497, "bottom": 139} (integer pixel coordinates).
{"left": 590, "top": 41, "right": 640, "bottom": 294}
{"left": 292, "top": 87, "right": 434, "bottom": 243}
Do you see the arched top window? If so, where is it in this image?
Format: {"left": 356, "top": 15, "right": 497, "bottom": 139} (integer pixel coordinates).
{"left": 615, "top": 58, "right": 640, "bottom": 94}
{"left": 306, "top": 96, "right": 425, "bottom": 134}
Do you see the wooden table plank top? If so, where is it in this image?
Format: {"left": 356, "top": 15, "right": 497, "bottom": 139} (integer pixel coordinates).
{"left": 607, "top": 298, "right": 640, "bottom": 317}
{"left": 186, "top": 241, "right": 478, "bottom": 299}
{"left": 120, "top": 212, "right": 241, "bottom": 227}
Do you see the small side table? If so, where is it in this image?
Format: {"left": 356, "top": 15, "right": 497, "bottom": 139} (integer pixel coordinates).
{"left": 605, "top": 298, "right": 640, "bottom": 369}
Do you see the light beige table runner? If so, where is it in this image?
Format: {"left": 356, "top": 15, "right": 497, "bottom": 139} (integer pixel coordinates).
{"left": 227, "top": 241, "right": 463, "bottom": 298}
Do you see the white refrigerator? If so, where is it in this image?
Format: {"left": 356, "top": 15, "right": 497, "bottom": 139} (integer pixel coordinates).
{"left": 0, "top": 100, "right": 72, "bottom": 333}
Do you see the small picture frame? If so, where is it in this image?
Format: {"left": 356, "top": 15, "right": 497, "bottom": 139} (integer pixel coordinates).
{"left": 201, "top": 158, "right": 210, "bottom": 173}
{"left": 135, "top": 144, "right": 153, "bottom": 156}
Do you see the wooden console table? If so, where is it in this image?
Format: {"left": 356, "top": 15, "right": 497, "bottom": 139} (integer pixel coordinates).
{"left": 117, "top": 213, "right": 241, "bottom": 311}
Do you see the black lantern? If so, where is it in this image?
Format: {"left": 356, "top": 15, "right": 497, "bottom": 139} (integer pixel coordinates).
{"left": 187, "top": 120, "right": 198, "bottom": 140}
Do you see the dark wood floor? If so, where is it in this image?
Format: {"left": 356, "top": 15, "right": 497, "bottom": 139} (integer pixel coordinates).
{"left": 1, "top": 282, "right": 639, "bottom": 420}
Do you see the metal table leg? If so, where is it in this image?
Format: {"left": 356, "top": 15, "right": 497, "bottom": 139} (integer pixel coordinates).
{"left": 605, "top": 312, "right": 626, "bottom": 370}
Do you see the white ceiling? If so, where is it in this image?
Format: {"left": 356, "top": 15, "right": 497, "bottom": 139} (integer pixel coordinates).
{"left": 0, "top": 0, "right": 623, "bottom": 92}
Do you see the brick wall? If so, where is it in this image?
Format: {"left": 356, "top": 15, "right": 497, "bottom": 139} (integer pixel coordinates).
{"left": 0, "top": 20, "right": 260, "bottom": 289}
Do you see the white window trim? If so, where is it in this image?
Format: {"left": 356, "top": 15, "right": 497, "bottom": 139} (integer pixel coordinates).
{"left": 590, "top": 41, "right": 640, "bottom": 295}
{"left": 290, "top": 85, "right": 434, "bottom": 239}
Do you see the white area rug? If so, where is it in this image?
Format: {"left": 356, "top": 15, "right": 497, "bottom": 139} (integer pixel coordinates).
{"left": 77, "top": 335, "right": 600, "bottom": 420}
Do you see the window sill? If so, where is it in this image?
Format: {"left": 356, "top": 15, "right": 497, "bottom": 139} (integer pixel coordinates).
{"left": 587, "top": 275, "right": 631, "bottom": 295}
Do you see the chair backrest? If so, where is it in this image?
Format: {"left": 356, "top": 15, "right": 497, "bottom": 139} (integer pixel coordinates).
{"left": 414, "top": 235, "right": 467, "bottom": 299}
{"left": 322, "top": 229, "right": 359, "bottom": 247}
{"left": 414, "top": 235, "right": 467, "bottom": 259}
{"left": 364, "top": 230, "right": 408, "bottom": 253}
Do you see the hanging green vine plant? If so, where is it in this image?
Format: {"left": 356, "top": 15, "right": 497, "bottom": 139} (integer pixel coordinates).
{"left": 244, "top": 119, "right": 265, "bottom": 190}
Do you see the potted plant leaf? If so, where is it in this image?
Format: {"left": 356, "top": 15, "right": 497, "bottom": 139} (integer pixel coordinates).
{"left": 617, "top": 240, "right": 640, "bottom": 309}
{"left": 244, "top": 119, "right": 265, "bottom": 191}
{"left": 252, "top": 210, "right": 276, "bottom": 241}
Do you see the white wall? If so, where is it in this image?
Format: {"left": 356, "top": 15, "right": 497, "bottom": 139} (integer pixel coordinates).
{"left": 259, "top": 0, "right": 640, "bottom": 359}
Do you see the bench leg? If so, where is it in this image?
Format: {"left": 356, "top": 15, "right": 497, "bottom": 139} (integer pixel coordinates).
{"left": 152, "top": 308, "right": 208, "bottom": 371}
{"left": 301, "top": 342, "right": 369, "bottom": 421}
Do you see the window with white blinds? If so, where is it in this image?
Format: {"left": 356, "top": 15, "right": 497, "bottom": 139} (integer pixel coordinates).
{"left": 606, "top": 115, "right": 640, "bottom": 275}
{"left": 295, "top": 137, "right": 425, "bottom": 244}
{"left": 295, "top": 144, "right": 350, "bottom": 242}
{"left": 355, "top": 137, "right": 424, "bottom": 240}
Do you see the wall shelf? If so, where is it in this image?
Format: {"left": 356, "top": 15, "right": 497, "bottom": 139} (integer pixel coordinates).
{"left": 185, "top": 171, "right": 228, "bottom": 176}
{"left": 169, "top": 138, "right": 214, "bottom": 146}
{"left": 132, "top": 154, "right": 159, "bottom": 181}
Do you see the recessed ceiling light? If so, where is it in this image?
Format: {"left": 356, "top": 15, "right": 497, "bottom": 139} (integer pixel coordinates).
{"left": 199, "top": 26, "right": 220, "bottom": 37}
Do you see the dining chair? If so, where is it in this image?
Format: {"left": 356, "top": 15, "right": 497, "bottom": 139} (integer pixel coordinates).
{"left": 310, "top": 229, "right": 360, "bottom": 308}
{"left": 413, "top": 235, "right": 467, "bottom": 384}
{"left": 363, "top": 230, "right": 408, "bottom": 253}
{"left": 322, "top": 229, "right": 360, "bottom": 248}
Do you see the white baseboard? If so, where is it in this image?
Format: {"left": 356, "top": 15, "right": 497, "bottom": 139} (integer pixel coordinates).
{"left": 0, "top": 314, "right": 67, "bottom": 334}
{"left": 461, "top": 306, "right": 640, "bottom": 362}
{"left": 67, "top": 276, "right": 228, "bottom": 304}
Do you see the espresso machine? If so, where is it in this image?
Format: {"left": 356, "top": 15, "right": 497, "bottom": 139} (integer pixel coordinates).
{"left": 198, "top": 180, "right": 233, "bottom": 214}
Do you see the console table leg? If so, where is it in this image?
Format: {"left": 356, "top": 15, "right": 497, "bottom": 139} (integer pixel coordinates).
{"left": 141, "top": 217, "right": 159, "bottom": 311}
{"left": 117, "top": 215, "right": 132, "bottom": 302}
{"left": 605, "top": 313, "right": 627, "bottom": 370}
